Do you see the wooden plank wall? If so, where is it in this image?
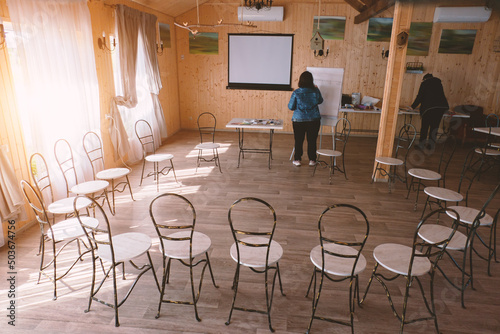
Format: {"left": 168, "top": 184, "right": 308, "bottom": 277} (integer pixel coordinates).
{"left": 176, "top": 0, "right": 500, "bottom": 133}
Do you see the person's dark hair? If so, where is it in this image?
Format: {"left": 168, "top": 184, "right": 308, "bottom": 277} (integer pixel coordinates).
{"left": 298, "top": 71, "right": 315, "bottom": 89}
{"left": 423, "top": 73, "right": 433, "bottom": 80}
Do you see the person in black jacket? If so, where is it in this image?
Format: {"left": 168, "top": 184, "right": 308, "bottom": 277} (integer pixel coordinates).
{"left": 411, "top": 73, "right": 449, "bottom": 149}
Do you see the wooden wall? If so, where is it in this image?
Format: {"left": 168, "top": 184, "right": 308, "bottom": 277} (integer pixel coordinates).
{"left": 176, "top": 0, "right": 500, "bottom": 133}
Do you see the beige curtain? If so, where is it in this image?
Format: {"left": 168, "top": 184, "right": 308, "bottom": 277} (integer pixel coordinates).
{"left": 0, "top": 145, "right": 26, "bottom": 247}
{"left": 109, "top": 5, "right": 167, "bottom": 160}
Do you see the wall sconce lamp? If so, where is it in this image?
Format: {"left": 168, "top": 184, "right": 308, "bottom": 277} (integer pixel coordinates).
{"left": 0, "top": 18, "right": 6, "bottom": 50}
{"left": 98, "top": 32, "right": 116, "bottom": 52}
{"left": 157, "top": 40, "right": 164, "bottom": 55}
{"left": 381, "top": 47, "right": 389, "bottom": 59}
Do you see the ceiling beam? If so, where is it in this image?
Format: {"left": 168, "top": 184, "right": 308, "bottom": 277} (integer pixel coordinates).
{"left": 354, "top": 0, "right": 395, "bottom": 24}
{"left": 343, "top": 0, "right": 367, "bottom": 13}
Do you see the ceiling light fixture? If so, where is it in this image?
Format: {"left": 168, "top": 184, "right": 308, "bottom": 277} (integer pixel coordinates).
{"left": 244, "top": 0, "right": 273, "bottom": 11}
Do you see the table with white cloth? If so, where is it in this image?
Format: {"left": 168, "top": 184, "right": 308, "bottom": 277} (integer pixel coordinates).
{"left": 226, "top": 118, "right": 284, "bottom": 169}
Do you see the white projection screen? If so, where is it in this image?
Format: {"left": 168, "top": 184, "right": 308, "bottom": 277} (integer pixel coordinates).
{"left": 227, "top": 34, "right": 294, "bottom": 91}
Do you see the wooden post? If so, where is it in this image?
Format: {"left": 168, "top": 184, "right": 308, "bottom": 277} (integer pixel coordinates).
{"left": 373, "top": 0, "right": 413, "bottom": 181}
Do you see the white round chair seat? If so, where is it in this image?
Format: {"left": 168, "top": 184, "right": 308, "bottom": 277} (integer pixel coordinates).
{"left": 316, "top": 149, "right": 342, "bottom": 157}
{"left": 424, "top": 186, "right": 463, "bottom": 202}
{"left": 96, "top": 167, "right": 131, "bottom": 180}
{"left": 418, "top": 224, "right": 468, "bottom": 251}
{"left": 373, "top": 243, "right": 431, "bottom": 277}
{"left": 47, "top": 196, "right": 92, "bottom": 215}
{"left": 47, "top": 216, "right": 99, "bottom": 242}
{"left": 196, "top": 142, "right": 220, "bottom": 150}
{"left": 161, "top": 231, "right": 212, "bottom": 259}
{"left": 375, "top": 157, "right": 403, "bottom": 166}
{"left": 474, "top": 147, "right": 500, "bottom": 156}
{"left": 71, "top": 180, "right": 109, "bottom": 196}
{"left": 489, "top": 143, "right": 500, "bottom": 149}
{"left": 99, "top": 232, "right": 152, "bottom": 263}
{"left": 310, "top": 243, "right": 366, "bottom": 276}
{"left": 230, "top": 236, "right": 283, "bottom": 268}
{"left": 446, "top": 206, "right": 494, "bottom": 226}
{"left": 145, "top": 153, "right": 174, "bottom": 163}
{"left": 408, "top": 168, "right": 441, "bottom": 181}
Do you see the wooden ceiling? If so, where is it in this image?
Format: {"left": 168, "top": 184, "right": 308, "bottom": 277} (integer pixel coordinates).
{"left": 128, "top": 0, "right": 395, "bottom": 23}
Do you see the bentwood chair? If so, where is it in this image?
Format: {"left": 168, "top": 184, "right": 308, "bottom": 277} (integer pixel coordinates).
{"left": 305, "top": 204, "right": 369, "bottom": 334}
{"left": 406, "top": 135, "right": 457, "bottom": 210}
{"left": 361, "top": 208, "right": 460, "bottom": 333}
{"left": 484, "top": 113, "right": 500, "bottom": 149}
{"left": 421, "top": 184, "right": 500, "bottom": 308}
{"left": 83, "top": 131, "right": 134, "bottom": 214}
{"left": 20, "top": 180, "right": 97, "bottom": 300}
{"left": 54, "top": 139, "right": 111, "bottom": 213}
{"left": 135, "top": 119, "right": 177, "bottom": 191}
{"left": 372, "top": 123, "right": 417, "bottom": 192}
{"left": 149, "top": 193, "right": 218, "bottom": 321}
{"left": 312, "top": 117, "right": 351, "bottom": 184}
{"left": 226, "top": 197, "right": 285, "bottom": 332}
{"left": 195, "top": 112, "right": 222, "bottom": 173}
{"left": 74, "top": 195, "right": 158, "bottom": 327}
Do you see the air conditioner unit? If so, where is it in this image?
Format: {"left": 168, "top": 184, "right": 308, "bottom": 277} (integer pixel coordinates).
{"left": 433, "top": 6, "right": 492, "bottom": 23}
{"left": 237, "top": 7, "right": 284, "bottom": 22}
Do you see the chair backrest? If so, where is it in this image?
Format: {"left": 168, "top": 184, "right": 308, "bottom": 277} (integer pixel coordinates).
{"left": 317, "top": 204, "right": 369, "bottom": 276}
{"left": 197, "top": 112, "right": 217, "bottom": 144}
{"left": 54, "top": 139, "right": 79, "bottom": 196}
{"left": 485, "top": 113, "right": 499, "bottom": 127}
{"left": 20, "top": 180, "right": 52, "bottom": 236}
{"left": 135, "top": 119, "right": 156, "bottom": 156}
{"left": 83, "top": 131, "right": 106, "bottom": 179}
{"left": 435, "top": 135, "right": 457, "bottom": 188}
{"left": 74, "top": 195, "right": 114, "bottom": 262}
{"left": 411, "top": 208, "right": 460, "bottom": 277}
{"left": 149, "top": 193, "right": 196, "bottom": 256}
{"left": 333, "top": 117, "right": 351, "bottom": 155}
{"left": 228, "top": 197, "right": 278, "bottom": 267}
{"left": 456, "top": 148, "right": 483, "bottom": 205}
{"left": 395, "top": 123, "right": 417, "bottom": 161}
{"left": 29, "top": 153, "right": 56, "bottom": 206}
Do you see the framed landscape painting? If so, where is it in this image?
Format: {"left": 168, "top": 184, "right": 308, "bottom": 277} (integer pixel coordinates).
{"left": 438, "top": 29, "right": 476, "bottom": 54}
{"left": 367, "top": 18, "right": 393, "bottom": 42}
{"left": 312, "top": 16, "right": 346, "bottom": 40}
{"left": 189, "top": 32, "right": 219, "bottom": 55}
{"left": 407, "top": 22, "right": 433, "bottom": 56}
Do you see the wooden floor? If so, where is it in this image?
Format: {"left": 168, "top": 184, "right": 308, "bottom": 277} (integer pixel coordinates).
{"left": 2, "top": 130, "right": 499, "bottom": 333}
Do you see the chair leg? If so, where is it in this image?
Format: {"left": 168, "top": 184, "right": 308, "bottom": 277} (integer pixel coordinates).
{"left": 225, "top": 264, "right": 240, "bottom": 326}
{"left": 205, "top": 253, "right": 219, "bottom": 288}
{"left": 125, "top": 176, "right": 135, "bottom": 201}
{"left": 306, "top": 269, "right": 323, "bottom": 334}
{"left": 170, "top": 160, "right": 178, "bottom": 182}
{"left": 189, "top": 261, "right": 202, "bottom": 322}
{"left": 156, "top": 256, "right": 168, "bottom": 319}
{"left": 85, "top": 253, "right": 97, "bottom": 314}
{"left": 139, "top": 160, "right": 146, "bottom": 186}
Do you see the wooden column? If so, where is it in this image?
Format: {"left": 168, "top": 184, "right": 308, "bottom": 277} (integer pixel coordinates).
{"left": 373, "top": 0, "right": 413, "bottom": 181}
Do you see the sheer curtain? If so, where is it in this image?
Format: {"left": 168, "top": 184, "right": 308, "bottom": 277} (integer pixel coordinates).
{"left": 7, "top": 0, "right": 100, "bottom": 200}
{"left": 109, "top": 5, "right": 167, "bottom": 163}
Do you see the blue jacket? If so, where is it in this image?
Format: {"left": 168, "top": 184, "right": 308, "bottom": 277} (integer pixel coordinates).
{"left": 288, "top": 87, "right": 323, "bottom": 122}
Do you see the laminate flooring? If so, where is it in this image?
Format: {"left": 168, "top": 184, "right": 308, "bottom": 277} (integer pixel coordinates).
{"left": 1, "top": 130, "right": 499, "bottom": 333}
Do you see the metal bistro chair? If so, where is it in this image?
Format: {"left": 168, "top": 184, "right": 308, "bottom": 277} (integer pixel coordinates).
{"left": 149, "top": 193, "right": 218, "bottom": 321}
{"left": 372, "top": 123, "right": 417, "bottom": 192}
{"left": 83, "top": 131, "right": 134, "bottom": 215}
{"left": 421, "top": 184, "right": 500, "bottom": 308}
{"left": 305, "top": 204, "right": 370, "bottom": 334}
{"left": 406, "top": 135, "right": 457, "bottom": 210}
{"left": 20, "top": 180, "right": 98, "bottom": 300}
{"left": 54, "top": 139, "right": 111, "bottom": 213}
{"left": 420, "top": 148, "right": 480, "bottom": 219}
{"left": 29, "top": 152, "right": 92, "bottom": 218}
{"left": 74, "top": 195, "right": 158, "bottom": 327}
{"left": 135, "top": 119, "right": 177, "bottom": 191}
{"left": 312, "top": 117, "right": 351, "bottom": 184}
{"left": 195, "top": 112, "right": 222, "bottom": 173}
{"left": 226, "top": 197, "right": 286, "bottom": 332}
{"left": 361, "top": 208, "right": 460, "bottom": 333}
{"left": 484, "top": 113, "right": 500, "bottom": 149}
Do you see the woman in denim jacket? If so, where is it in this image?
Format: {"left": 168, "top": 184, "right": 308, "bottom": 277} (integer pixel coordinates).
{"left": 288, "top": 71, "right": 323, "bottom": 166}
